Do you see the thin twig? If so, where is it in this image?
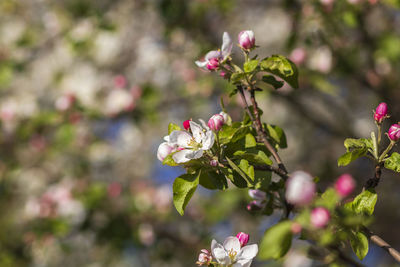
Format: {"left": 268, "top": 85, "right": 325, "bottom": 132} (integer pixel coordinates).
{"left": 253, "top": 165, "right": 289, "bottom": 180}
{"left": 361, "top": 226, "right": 400, "bottom": 263}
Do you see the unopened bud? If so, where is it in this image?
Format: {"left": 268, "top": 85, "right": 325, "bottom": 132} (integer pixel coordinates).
{"left": 311, "top": 207, "right": 330, "bottom": 228}
{"left": 236, "top": 232, "right": 249, "bottom": 247}
{"left": 208, "top": 114, "right": 225, "bottom": 131}
{"left": 388, "top": 124, "right": 400, "bottom": 141}
{"left": 206, "top": 57, "right": 219, "bottom": 71}
{"left": 210, "top": 159, "right": 218, "bottom": 167}
{"left": 238, "top": 30, "right": 255, "bottom": 50}
{"left": 183, "top": 119, "right": 191, "bottom": 131}
{"left": 246, "top": 200, "right": 263, "bottom": 211}
{"left": 335, "top": 174, "right": 355, "bottom": 198}
{"left": 374, "top": 102, "right": 388, "bottom": 124}
{"left": 291, "top": 223, "right": 302, "bottom": 234}
{"left": 285, "top": 171, "right": 316, "bottom": 206}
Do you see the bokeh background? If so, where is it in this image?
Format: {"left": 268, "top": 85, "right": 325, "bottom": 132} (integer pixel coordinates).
{"left": 0, "top": 0, "right": 400, "bottom": 266}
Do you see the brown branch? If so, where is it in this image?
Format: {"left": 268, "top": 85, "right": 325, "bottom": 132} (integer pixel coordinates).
{"left": 253, "top": 165, "right": 289, "bottom": 180}
{"left": 362, "top": 163, "right": 382, "bottom": 191}
{"left": 237, "top": 86, "right": 288, "bottom": 175}
{"left": 361, "top": 226, "right": 400, "bottom": 263}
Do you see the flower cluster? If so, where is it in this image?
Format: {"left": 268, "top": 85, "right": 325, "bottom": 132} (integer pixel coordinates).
{"left": 157, "top": 112, "right": 229, "bottom": 164}
{"left": 197, "top": 232, "right": 258, "bottom": 266}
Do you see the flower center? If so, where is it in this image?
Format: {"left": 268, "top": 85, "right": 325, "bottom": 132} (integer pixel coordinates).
{"left": 228, "top": 249, "right": 237, "bottom": 262}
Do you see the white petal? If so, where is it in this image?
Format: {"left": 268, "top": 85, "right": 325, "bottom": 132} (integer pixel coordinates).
{"left": 190, "top": 121, "right": 205, "bottom": 144}
{"left": 223, "top": 236, "right": 241, "bottom": 255}
{"left": 213, "top": 247, "right": 230, "bottom": 264}
{"left": 205, "top": 50, "right": 221, "bottom": 61}
{"left": 172, "top": 149, "right": 203, "bottom": 163}
{"left": 221, "top": 32, "right": 233, "bottom": 59}
{"left": 169, "top": 130, "right": 193, "bottom": 148}
{"left": 157, "top": 142, "right": 174, "bottom": 161}
{"left": 172, "top": 150, "right": 192, "bottom": 163}
{"left": 201, "top": 130, "right": 215, "bottom": 150}
{"left": 198, "top": 119, "right": 210, "bottom": 130}
{"left": 195, "top": 60, "right": 208, "bottom": 68}
{"left": 163, "top": 135, "right": 170, "bottom": 142}
{"left": 211, "top": 240, "right": 230, "bottom": 264}
{"left": 233, "top": 259, "right": 252, "bottom": 267}
{"left": 237, "top": 244, "right": 258, "bottom": 260}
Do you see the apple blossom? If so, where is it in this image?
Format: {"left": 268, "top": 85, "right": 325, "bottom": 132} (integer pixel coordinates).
{"left": 238, "top": 30, "right": 255, "bottom": 50}
{"left": 196, "top": 249, "right": 212, "bottom": 266}
{"left": 195, "top": 32, "right": 233, "bottom": 71}
{"left": 208, "top": 114, "right": 225, "bottom": 131}
{"left": 374, "top": 102, "right": 388, "bottom": 123}
{"left": 388, "top": 124, "right": 400, "bottom": 141}
{"left": 335, "top": 174, "right": 355, "bottom": 197}
{"left": 289, "top": 47, "right": 306, "bottom": 65}
{"left": 311, "top": 207, "right": 330, "bottom": 228}
{"left": 236, "top": 232, "right": 249, "bottom": 247}
{"left": 285, "top": 171, "right": 316, "bottom": 206}
{"left": 291, "top": 223, "right": 302, "bottom": 234}
{"left": 167, "top": 121, "right": 214, "bottom": 163}
{"left": 211, "top": 236, "right": 258, "bottom": 266}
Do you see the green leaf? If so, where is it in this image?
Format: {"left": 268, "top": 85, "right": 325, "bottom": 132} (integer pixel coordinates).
{"left": 266, "top": 124, "right": 287, "bottom": 149}
{"left": 220, "top": 167, "right": 248, "bottom": 188}
{"left": 219, "top": 124, "right": 240, "bottom": 144}
{"left": 349, "top": 231, "right": 369, "bottom": 260}
{"left": 244, "top": 59, "right": 259, "bottom": 73}
{"left": 168, "top": 123, "right": 181, "bottom": 134}
{"left": 238, "top": 159, "right": 254, "bottom": 181}
{"left": 231, "top": 127, "right": 251, "bottom": 143}
{"left": 233, "top": 150, "right": 273, "bottom": 166}
{"left": 162, "top": 153, "right": 179, "bottom": 166}
{"left": 173, "top": 172, "right": 200, "bottom": 215}
{"left": 225, "top": 157, "right": 251, "bottom": 186}
{"left": 384, "top": 152, "right": 400, "bottom": 172}
{"left": 230, "top": 72, "right": 246, "bottom": 84}
{"left": 350, "top": 189, "right": 378, "bottom": 216}
{"left": 245, "top": 133, "right": 257, "bottom": 148}
{"left": 262, "top": 75, "right": 284, "bottom": 89}
{"left": 258, "top": 221, "right": 293, "bottom": 260}
{"left": 315, "top": 188, "right": 339, "bottom": 210}
{"left": 337, "top": 149, "right": 367, "bottom": 166}
{"left": 260, "top": 55, "right": 299, "bottom": 89}
{"left": 199, "top": 171, "right": 228, "bottom": 190}
{"left": 344, "top": 138, "right": 373, "bottom": 152}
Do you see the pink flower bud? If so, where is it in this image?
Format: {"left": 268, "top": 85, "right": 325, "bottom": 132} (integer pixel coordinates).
{"left": 291, "top": 223, "right": 302, "bottom": 234}
{"left": 285, "top": 171, "right": 316, "bottom": 206}
{"left": 183, "top": 119, "right": 191, "bottom": 131}
{"left": 236, "top": 232, "right": 249, "bottom": 247}
{"left": 335, "top": 174, "right": 355, "bottom": 197}
{"left": 289, "top": 48, "right": 307, "bottom": 65}
{"left": 219, "top": 111, "right": 229, "bottom": 124}
{"left": 246, "top": 200, "right": 264, "bottom": 211}
{"left": 388, "top": 124, "right": 400, "bottom": 141}
{"left": 114, "top": 75, "right": 127, "bottom": 88}
{"left": 374, "top": 102, "right": 388, "bottom": 123}
{"left": 196, "top": 249, "right": 212, "bottom": 266}
{"left": 210, "top": 159, "right": 218, "bottom": 167}
{"left": 208, "top": 114, "right": 225, "bottom": 131}
{"left": 248, "top": 189, "right": 267, "bottom": 200}
{"left": 206, "top": 57, "right": 220, "bottom": 71}
{"left": 238, "top": 30, "right": 255, "bottom": 50}
{"left": 311, "top": 207, "right": 330, "bottom": 228}
{"left": 157, "top": 142, "right": 175, "bottom": 161}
